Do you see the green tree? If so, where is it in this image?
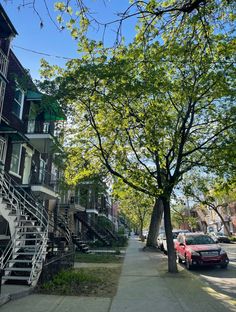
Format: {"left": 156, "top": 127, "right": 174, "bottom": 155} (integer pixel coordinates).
{"left": 40, "top": 23, "right": 235, "bottom": 272}
{"left": 171, "top": 205, "right": 197, "bottom": 231}
{"left": 113, "top": 183, "right": 153, "bottom": 238}
{"left": 8, "top": 1, "right": 235, "bottom": 48}
{"left": 184, "top": 176, "right": 236, "bottom": 236}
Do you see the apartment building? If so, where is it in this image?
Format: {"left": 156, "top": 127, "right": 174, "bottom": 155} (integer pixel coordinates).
{"left": 0, "top": 4, "right": 69, "bottom": 286}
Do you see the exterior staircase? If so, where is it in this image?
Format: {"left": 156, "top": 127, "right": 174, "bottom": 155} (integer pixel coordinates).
{"left": 0, "top": 169, "right": 48, "bottom": 286}
{"left": 71, "top": 234, "right": 90, "bottom": 253}
{"left": 75, "top": 213, "right": 111, "bottom": 246}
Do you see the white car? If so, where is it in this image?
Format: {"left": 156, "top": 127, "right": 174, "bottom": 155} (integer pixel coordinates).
{"left": 157, "top": 232, "right": 165, "bottom": 250}
{"left": 158, "top": 230, "right": 190, "bottom": 254}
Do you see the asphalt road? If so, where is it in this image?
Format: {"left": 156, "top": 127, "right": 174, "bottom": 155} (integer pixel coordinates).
{"left": 185, "top": 243, "right": 236, "bottom": 299}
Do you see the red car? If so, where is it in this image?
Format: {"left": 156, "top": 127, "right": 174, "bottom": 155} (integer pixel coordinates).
{"left": 175, "top": 233, "right": 229, "bottom": 270}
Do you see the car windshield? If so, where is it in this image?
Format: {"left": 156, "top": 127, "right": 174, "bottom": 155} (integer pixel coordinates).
{"left": 186, "top": 235, "right": 215, "bottom": 245}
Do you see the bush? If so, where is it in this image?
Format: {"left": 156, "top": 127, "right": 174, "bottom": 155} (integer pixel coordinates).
{"left": 118, "top": 226, "right": 125, "bottom": 235}
{"left": 41, "top": 269, "right": 100, "bottom": 295}
{"left": 111, "top": 235, "right": 128, "bottom": 248}
{"left": 98, "top": 216, "right": 114, "bottom": 231}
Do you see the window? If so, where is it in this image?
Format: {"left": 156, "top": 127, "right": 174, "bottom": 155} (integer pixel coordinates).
{"left": 10, "top": 144, "right": 22, "bottom": 174}
{"left": 12, "top": 88, "right": 24, "bottom": 119}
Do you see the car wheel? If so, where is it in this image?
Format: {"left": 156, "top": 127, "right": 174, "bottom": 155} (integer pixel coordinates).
{"left": 185, "top": 257, "right": 192, "bottom": 270}
{"left": 220, "top": 263, "right": 228, "bottom": 269}
{"left": 176, "top": 253, "right": 183, "bottom": 263}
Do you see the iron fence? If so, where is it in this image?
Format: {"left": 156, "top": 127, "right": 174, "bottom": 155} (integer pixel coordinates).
{"left": 38, "top": 251, "right": 75, "bottom": 285}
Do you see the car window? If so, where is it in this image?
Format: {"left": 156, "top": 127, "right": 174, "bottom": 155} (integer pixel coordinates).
{"left": 186, "top": 235, "right": 215, "bottom": 245}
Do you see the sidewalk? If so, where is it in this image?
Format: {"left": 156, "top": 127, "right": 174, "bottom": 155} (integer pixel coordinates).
{"left": 110, "top": 237, "right": 236, "bottom": 312}
{"left": 0, "top": 237, "right": 235, "bottom": 312}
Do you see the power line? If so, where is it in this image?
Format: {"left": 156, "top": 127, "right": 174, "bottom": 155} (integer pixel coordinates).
{"left": 12, "top": 44, "right": 73, "bottom": 60}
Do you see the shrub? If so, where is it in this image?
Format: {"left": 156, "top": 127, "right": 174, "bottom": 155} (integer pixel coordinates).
{"left": 41, "top": 269, "right": 100, "bottom": 294}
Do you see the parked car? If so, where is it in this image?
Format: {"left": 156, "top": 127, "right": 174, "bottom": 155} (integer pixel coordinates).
{"left": 157, "top": 232, "right": 166, "bottom": 251}
{"left": 143, "top": 230, "right": 149, "bottom": 239}
{"left": 175, "top": 233, "right": 229, "bottom": 270}
{"left": 208, "top": 232, "right": 231, "bottom": 243}
{"left": 157, "top": 230, "right": 190, "bottom": 254}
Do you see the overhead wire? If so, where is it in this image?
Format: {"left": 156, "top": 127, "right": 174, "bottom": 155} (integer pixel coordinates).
{"left": 12, "top": 44, "right": 73, "bottom": 60}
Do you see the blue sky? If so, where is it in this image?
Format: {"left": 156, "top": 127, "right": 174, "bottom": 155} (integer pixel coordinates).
{"left": 2, "top": 1, "right": 136, "bottom": 80}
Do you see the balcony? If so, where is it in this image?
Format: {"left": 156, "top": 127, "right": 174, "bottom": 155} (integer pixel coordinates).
{"left": 30, "top": 168, "right": 59, "bottom": 199}
{"left": 69, "top": 196, "right": 86, "bottom": 212}
{"left": 26, "top": 120, "right": 55, "bottom": 153}
{"left": 0, "top": 48, "right": 8, "bottom": 80}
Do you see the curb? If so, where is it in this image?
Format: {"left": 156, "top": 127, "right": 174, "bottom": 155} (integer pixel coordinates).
{"left": 0, "top": 286, "right": 34, "bottom": 307}
{"left": 0, "top": 294, "right": 10, "bottom": 306}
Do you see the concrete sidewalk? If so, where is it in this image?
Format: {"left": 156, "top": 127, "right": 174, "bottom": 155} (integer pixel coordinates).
{"left": 110, "top": 237, "right": 236, "bottom": 312}
{"left": 0, "top": 237, "right": 236, "bottom": 312}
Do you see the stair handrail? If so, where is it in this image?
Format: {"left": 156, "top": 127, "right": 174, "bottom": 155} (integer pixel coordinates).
{"left": 0, "top": 169, "right": 48, "bottom": 229}
{"left": 76, "top": 213, "right": 110, "bottom": 245}
{"left": 48, "top": 214, "right": 71, "bottom": 244}
{"left": 0, "top": 230, "right": 17, "bottom": 270}
{"left": 0, "top": 169, "right": 49, "bottom": 285}
{"left": 56, "top": 215, "right": 71, "bottom": 243}
{"left": 30, "top": 231, "right": 48, "bottom": 283}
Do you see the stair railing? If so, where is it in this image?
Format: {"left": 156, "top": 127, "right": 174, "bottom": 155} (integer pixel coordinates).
{"left": 30, "top": 232, "right": 48, "bottom": 283}
{"left": 0, "top": 170, "right": 48, "bottom": 229}
{"left": 0, "top": 169, "right": 49, "bottom": 284}
{"left": 0, "top": 230, "right": 17, "bottom": 269}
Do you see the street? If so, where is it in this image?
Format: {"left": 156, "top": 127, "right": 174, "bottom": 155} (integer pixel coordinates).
{"left": 184, "top": 243, "right": 236, "bottom": 299}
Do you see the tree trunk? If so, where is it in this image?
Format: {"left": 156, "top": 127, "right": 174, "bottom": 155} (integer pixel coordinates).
{"left": 139, "top": 219, "right": 144, "bottom": 240}
{"left": 146, "top": 197, "right": 164, "bottom": 247}
{"left": 162, "top": 196, "right": 178, "bottom": 273}
{"left": 213, "top": 207, "right": 231, "bottom": 236}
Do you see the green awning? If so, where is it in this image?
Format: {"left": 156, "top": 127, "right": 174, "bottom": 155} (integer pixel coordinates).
{"left": 0, "top": 125, "right": 29, "bottom": 143}
{"left": 26, "top": 90, "right": 43, "bottom": 101}
{"left": 27, "top": 90, "right": 66, "bottom": 121}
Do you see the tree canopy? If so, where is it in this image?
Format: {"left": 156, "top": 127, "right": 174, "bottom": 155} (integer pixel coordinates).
{"left": 14, "top": 0, "right": 235, "bottom": 273}
{"left": 39, "top": 22, "right": 235, "bottom": 272}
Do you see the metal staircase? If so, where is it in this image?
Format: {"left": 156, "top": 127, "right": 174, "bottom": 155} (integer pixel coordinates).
{"left": 0, "top": 169, "right": 48, "bottom": 286}
{"left": 75, "top": 213, "right": 111, "bottom": 246}
{"left": 71, "top": 234, "right": 90, "bottom": 253}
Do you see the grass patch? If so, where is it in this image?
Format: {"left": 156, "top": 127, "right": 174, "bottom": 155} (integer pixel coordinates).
{"left": 75, "top": 252, "right": 123, "bottom": 263}
{"left": 38, "top": 267, "right": 121, "bottom": 297}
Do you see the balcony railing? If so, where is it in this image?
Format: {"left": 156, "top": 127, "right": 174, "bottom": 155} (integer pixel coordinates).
{"left": 0, "top": 48, "right": 8, "bottom": 79}
{"left": 0, "top": 79, "right": 6, "bottom": 119}
{"left": 27, "top": 120, "right": 54, "bottom": 136}
{"left": 30, "top": 168, "right": 59, "bottom": 192}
